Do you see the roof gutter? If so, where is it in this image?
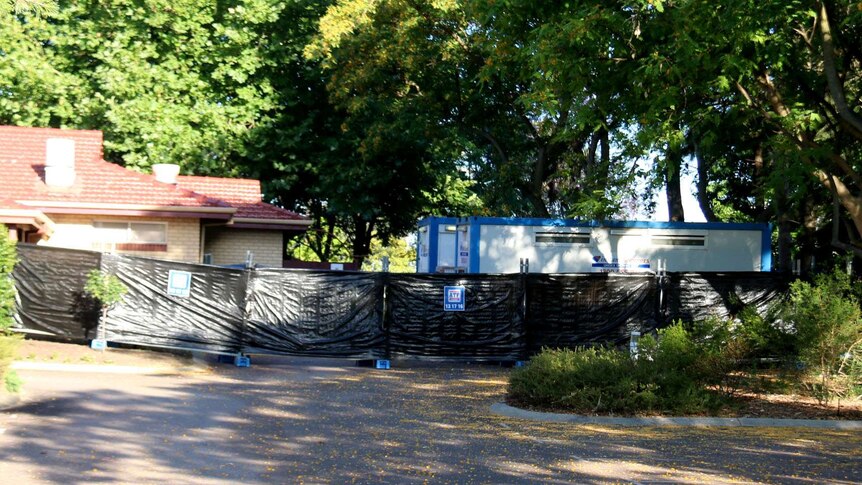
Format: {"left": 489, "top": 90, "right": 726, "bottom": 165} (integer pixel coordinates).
{"left": 231, "top": 217, "right": 313, "bottom": 226}
{"left": 18, "top": 201, "right": 237, "bottom": 215}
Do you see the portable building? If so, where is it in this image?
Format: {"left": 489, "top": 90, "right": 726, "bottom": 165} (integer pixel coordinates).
{"left": 416, "top": 217, "right": 771, "bottom": 274}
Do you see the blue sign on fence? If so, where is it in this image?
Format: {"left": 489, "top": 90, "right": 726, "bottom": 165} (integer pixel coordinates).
{"left": 443, "top": 286, "right": 466, "bottom": 311}
{"left": 167, "top": 270, "right": 192, "bottom": 298}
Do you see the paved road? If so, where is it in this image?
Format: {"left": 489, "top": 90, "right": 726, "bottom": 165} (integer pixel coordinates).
{"left": 1, "top": 357, "right": 860, "bottom": 484}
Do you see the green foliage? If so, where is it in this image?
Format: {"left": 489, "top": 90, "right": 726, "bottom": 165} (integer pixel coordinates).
{"left": 84, "top": 270, "right": 127, "bottom": 309}
{"left": 0, "top": 225, "right": 18, "bottom": 332}
{"left": 510, "top": 323, "right": 733, "bottom": 415}
{"left": 6, "top": 0, "right": 57, "bottom": 15}
{"left": 509, "top": 346, "right": 646, "bottom": 414}
{"left": 362, "top": 237, "right": 417, "bottom": 273}
{"left": 4, "top": 369, "right": 22, "bottom": 394}
{"left": 734, "top": 305, "right": 796, "bottom": 359}
{"left": 0, "top": 334, "right": 22, "bottom": 394}
{"left": 780, "top": 268, "right": 862, "bottom": 403}
{"left": 4, "top": 0, "right": 862, "bottom": 267}
{"left": 0, "top": 226, "right": 21, "bottom": 394}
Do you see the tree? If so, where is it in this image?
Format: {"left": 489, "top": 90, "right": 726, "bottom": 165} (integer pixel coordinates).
{"left": 309, "top": 0, "right": 642, "bottom": 221}
{"left": 3, "top": 0, "right": 287, "bottom": 175}
{"left": 83, "top": 269, "right": 127, "bottom": 342}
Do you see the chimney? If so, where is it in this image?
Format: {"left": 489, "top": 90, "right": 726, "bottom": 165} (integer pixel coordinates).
{"left": 152, "top": 163, "right": 180, "bottom": 184}
{"left": 44, "top": 138, "right": 76, "bottom": 188}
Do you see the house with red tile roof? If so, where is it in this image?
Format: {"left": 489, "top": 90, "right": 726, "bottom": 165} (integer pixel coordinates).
{"left": 0, "top": 126, "right": 311, "bottom": 266}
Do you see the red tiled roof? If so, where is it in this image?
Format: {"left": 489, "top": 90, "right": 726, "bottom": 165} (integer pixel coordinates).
{"left": 0, "top": 126, "right": 308, "bottom": 224}
{"left": 176, "top": 176, "right": 306, "bottom": 221}
{"left": 0, "top": 126, "right": 228, "bottom": 209}
{"left": 0, "top": 199, "right": 28, "bottom": 210}
{"left": 176, "top": 175, "right": 262, "bottom": 203}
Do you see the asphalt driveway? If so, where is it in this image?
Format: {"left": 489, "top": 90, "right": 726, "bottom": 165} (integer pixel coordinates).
{"left": 1, "top": 355, "right": 860, "bottom": 484}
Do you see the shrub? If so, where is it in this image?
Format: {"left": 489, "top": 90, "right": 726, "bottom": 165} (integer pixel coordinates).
{"left": 84, "top": 269, "right": 128, "bottom": 338}
{"left": 509, "top": 323, "right": 729, "bottom": 415}
{"left": 84, "top": 269, "right": 127, "bottom": 310}
{"left": 509, "top": 346, "right": 641, "bottom": 413}
{"left": 0, "top": 224, "right": 17, "bottom": 332}
{"left": 780, "top": 268, "right": 862, "bottom": 403}
{"left": 0, "top": 225, "right": 21, "bottom": 394}
{"left": 734, "top": 305, "right": 796, "bottom": 360}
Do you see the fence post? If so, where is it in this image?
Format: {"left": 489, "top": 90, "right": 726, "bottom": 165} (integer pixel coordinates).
{"left": 381, "top": 272, "right": 390, "bottom": 360}
{"left": 238, "top": 267, "right": 253, "bottom": 355}
{"left": 520, "top": 270, "right": 529, "bottom": 361}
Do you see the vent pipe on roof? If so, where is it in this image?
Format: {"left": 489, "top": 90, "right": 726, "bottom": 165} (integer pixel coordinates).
{"left": 152, "top": 163, "right": 180, "bottom": 184}
{"left": 44, "top": 138, "right": 76, "bottom": 188}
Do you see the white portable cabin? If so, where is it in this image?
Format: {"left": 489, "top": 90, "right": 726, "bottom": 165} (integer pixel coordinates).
{"left": 416, "top": 217, "right": 771, "bottom": 273}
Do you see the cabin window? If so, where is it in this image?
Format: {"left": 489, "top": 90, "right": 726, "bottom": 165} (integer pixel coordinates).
{"left": 535, "top": 232, "right": 591, "bottom": 244}
{"left": 650, "top": 234, "right": 706, "bottom": 247}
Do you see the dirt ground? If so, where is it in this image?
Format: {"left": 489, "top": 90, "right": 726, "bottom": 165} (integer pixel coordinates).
{"left": 14, "top": 338, "right": 201, "bottom": 369}
{"left": 11, "top": 339, "right": 862, "bottom": 420}
{"left": 3, "top": 352, "right": 861, "bottom": 484}
{"left": 723, "top": 389, "right": 862, "bottom": 420}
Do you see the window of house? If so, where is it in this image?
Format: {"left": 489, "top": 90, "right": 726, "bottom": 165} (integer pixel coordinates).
{"left": 535, "top": 232, "right": 591, "bottom": 245}
{"left": 93, "top": 221, "right": 167, "bottom": 251}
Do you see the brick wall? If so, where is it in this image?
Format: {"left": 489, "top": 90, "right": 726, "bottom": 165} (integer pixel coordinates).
{"left": 204, "top": 227, "right": 283, "bottom": 267}
{"left": 41, "top": 214, "right": 202, "bottom": 263}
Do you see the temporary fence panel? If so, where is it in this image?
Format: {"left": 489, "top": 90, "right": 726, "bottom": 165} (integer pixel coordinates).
{"left": 243, "top": 270, "right": 385, "bottom": 357}
{"left": 101, "top": 254, "right": 246, "bottom": 353}
{"left": 386, "top": 274, "right": 526, "bottom": 360}
{"left": 525, "top": 274, "right": 658, "bottom": 352}
{"left": 12, "top": 245, "right": 793, "bottom": 360}
{"left": 665, "top": 272, "right": 790, "bottom": 323}
{"left": 11, "top": 244, "right": 102, "bottom": 341}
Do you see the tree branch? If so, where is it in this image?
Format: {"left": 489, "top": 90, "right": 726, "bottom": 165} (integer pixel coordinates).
{"left": 819, "top": 2, "right": 862, "bottom": 140}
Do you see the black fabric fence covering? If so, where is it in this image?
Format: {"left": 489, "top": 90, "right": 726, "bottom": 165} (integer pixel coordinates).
{"left": 244, "top": 270, "right": 385, "bottom": 357}
{"left": 665, "top": 272, "right": 791, "bottom": 324}
{"left": 386, "top": 274, "right": 526, "bottom": 360}
{"left": 101, "top": 253, "right": 247, "bottom": 353}
{"left": 526, "top": 274, "right": 659, "bottom": 353}
{"left": 12, "top": 245, "right": 792, "bottom": 360}
{"left": 12, "top": 245, "right": 102, "bottom": 341}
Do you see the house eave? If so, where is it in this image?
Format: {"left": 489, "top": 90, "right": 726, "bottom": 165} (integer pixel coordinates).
{"left": 0, "top": 209, "right": 55, "bottom": 235}
{"left": 232, "top": 217, "right": 313, "bottom": 227}
{"left": 17, "top": 201, "right": 236, "bottom": 220}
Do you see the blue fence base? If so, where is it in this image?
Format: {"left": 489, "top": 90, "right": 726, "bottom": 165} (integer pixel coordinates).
{"left": 356, "top": 359, "right": 391, "bottom": 369}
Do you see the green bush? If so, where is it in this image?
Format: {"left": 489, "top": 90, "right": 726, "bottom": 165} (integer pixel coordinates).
{"left": 509, "top": 346, "right": 643, "bottom": 413}
{"left": 509, "top": 323, "right": 730, "bottom": 415}
{"left": 84, "top": 269, "right": 128, "bottom": 339}
{"left": 734, "top": 305, "right": 796, "bottom": 359}
{"left": 84, "top": 269, "right": 128, "bottom": 310}
{"left": 0, "top": 225, "right": 21, "bottom": 394}
{"left": 780, "top": 268, "right": 862, "bottom": 403}
{"left": 4, "top": 369, "right": 22, "bottom": 394}
{"left": 0, "top": 224, "right": 17, "bottom": 332}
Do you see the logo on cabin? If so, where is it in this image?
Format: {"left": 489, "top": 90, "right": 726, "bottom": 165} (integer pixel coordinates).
{"left": 591, "top": 256, "right": 651, "bottom": 273}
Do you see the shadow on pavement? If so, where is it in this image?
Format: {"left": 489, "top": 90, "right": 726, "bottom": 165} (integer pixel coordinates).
{"left": 0, "top": 360, "right": 860, "bottom": 484}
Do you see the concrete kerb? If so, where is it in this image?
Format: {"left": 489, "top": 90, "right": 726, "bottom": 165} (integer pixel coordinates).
{"left": 490, "top": 402, "right": 862, "bottom": 429}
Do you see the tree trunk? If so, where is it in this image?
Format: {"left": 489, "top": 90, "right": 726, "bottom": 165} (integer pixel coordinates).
{"left": 694, "top": 142, "right": 717, "bottom": 222}
{"left": 819, "top": 2, "right": 862, "bottom": 140}
{"left": 775, "top": 178, "right": 793, "bottom": 272}
{"left": 351, "top": 216, "right": 375, "bottom": 267}
{"left": 665, "top": 147, "right": 685, "bottom": 222}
